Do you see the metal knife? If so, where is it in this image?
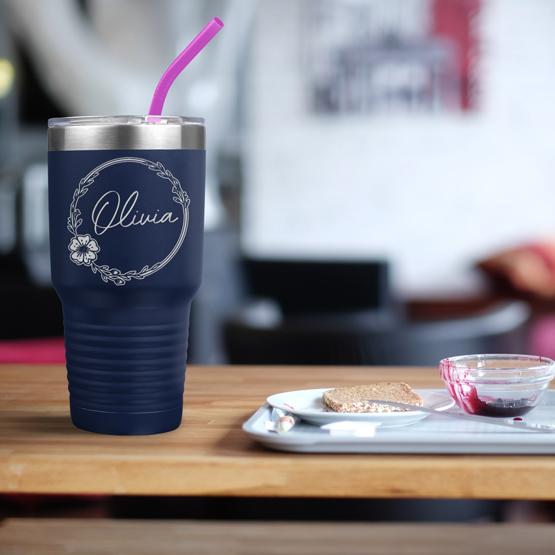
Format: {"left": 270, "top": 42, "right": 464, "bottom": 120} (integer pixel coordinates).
{"left": 368, "top": 399, "right": 555, "bottom": 433}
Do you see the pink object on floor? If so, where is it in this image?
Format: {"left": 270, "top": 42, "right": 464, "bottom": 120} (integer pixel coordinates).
{"left": 0, "top": 338, "right": 65, "bottom": 364}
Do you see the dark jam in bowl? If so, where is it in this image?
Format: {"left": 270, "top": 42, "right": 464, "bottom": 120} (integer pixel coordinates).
{"left": 472, "top": 398, "right": 534, "bottom": 417}
{"left": 441, "top": 355, "right": 555, "bottom": 418}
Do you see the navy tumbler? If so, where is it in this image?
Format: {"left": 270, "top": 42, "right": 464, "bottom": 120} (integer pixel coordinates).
{"left": 48, "top": 116, "right": 205, "bottom": 435}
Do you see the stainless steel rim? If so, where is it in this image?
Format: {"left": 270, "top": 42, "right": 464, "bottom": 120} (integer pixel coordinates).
{"left": 48, "top": 115, "right": 205, "bottom": 151}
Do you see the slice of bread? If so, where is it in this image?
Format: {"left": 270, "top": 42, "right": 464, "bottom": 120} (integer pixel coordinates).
{"left": 322, "top": 383, "right": 423, "bottom": 413}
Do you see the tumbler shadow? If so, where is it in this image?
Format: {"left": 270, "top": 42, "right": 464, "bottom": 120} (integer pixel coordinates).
{"left": 9, "top": 414, "right": 81, "bottom": 437}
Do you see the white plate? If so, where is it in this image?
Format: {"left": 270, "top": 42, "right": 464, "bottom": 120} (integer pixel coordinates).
{"left": 267, "top": 388, "right": 454, "bottom": 427}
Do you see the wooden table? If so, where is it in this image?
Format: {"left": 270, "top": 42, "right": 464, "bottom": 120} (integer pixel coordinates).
{"left": 2, "top": 519, "right": 555, "bottom": 555}
{"left": 1, "top": 364, "right": 555, "bottom": 500}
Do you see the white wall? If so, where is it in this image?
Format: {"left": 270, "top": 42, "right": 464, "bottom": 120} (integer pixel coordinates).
{"left": 243, "top": 0, "right": 555, "bottom": 296}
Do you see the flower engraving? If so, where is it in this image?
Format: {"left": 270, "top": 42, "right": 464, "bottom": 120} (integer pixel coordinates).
{"left": 67, "top": 158, "right": 189, "bottom": 285}
{"left": 68, "top": 234, "right": 100, "bottom": 266}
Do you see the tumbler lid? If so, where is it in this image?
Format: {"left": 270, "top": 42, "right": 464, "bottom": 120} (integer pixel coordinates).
{"left": 48, "top": 115, "right": 205, "bottom": 151}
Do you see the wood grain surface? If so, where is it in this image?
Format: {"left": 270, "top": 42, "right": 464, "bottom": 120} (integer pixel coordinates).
{"left": 1, "top": 519, "right": 555, "bottom": 555}
{"left": 1, "top": 364, "right": 555, "bottom": 499}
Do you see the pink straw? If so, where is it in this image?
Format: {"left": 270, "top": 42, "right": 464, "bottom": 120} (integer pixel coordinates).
{"left": 148, "top": 17, "right": 224, "bottom": 116}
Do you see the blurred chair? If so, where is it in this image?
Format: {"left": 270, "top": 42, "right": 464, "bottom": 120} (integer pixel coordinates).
{"left": 242, "top": 258, "right": 398, "bottom": 317}
{"left": 224, "top": 300, "right": 531, "bottom": 365}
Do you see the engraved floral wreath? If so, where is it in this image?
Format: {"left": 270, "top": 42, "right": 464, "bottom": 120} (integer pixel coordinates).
{"left": 67, "top": 157, "right": 190, "bottom": 286}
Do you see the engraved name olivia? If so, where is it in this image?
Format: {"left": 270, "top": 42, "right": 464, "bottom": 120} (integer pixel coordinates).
{"left": 91, "top": 190, "right": 179, "bottom": 236}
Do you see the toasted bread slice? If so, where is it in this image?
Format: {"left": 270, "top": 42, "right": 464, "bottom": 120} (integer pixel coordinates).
{"left": 322, "top": 383, "right": 422, "bottom": 413}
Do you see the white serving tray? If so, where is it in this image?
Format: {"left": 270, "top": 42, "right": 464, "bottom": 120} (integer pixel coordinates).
{"left": 243, "top": 389, "right": 555, "bottom": 454}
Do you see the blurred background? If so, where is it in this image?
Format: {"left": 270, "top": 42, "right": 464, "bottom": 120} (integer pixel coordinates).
{"left": 2, "top": 0, "right": 555, "bottom": 367}
{"left": 2, "top": 0, "right": 555, "bottom": 525}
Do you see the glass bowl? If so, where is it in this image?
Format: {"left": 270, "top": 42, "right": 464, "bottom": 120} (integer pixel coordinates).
{"left": 439, "top": 354, "right": 555, "bottom": 417}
